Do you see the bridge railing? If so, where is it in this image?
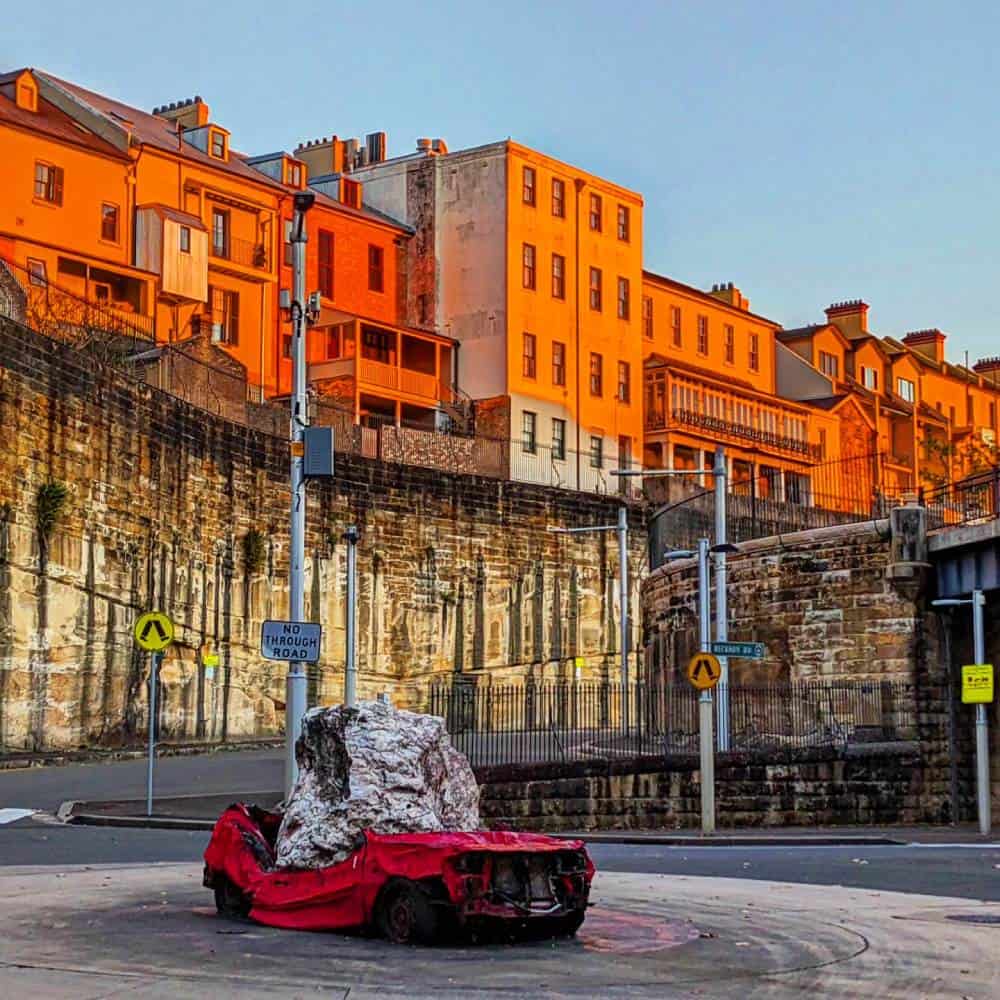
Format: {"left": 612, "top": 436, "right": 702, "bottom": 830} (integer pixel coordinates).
{"left": 923, "top": 467, "right": 1000, "bottom": 530}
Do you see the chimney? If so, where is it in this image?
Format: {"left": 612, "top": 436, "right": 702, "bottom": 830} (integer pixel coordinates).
{"left": 707, "top": 281, "right": 750, "bottom": 312}
{"left": 416, "top": 138, "right": 433, "bottom": 153}
{"left": 152, "top": 96, "right": 210, "bottom": 130}
{"left": 365, "top": 131, "right": 387, "bottom": 164}
{"left": 824, "top": 299, "right": 869, "bottom": 338}
{"left": 903, "top": 328, "right": 947, "bottom": 364}
{"left": 293, "top": 136, "right": 346, "bottom": 177}
{"left": 973, "top": 356, "right": 1000, "bottom": 388}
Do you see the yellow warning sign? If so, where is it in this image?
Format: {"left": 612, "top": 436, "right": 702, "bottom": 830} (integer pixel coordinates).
{"left": 134, "top": 611, "right": 174, "bottom": 652}
{"left": 687, "top": 652, "right": 722, "bottom": 691}
{"left": 962, "top": 664, "right": 994, "bottom": 704}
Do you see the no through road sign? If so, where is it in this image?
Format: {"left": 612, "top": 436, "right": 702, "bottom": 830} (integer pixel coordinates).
{"left": 261, "top": 620, "right": 323, "bottom": 663}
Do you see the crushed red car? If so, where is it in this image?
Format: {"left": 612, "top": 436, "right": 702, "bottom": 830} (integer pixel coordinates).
{"left": 203, "top": 803, "right": 594, "bottom": 944}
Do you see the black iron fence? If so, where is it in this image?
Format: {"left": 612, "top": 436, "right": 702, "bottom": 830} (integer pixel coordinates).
{"left": 427, "top": 679, "right": 917, "bottom": 767}
{"left": 923, "top": 467, "right": 1000, "bottom": 530}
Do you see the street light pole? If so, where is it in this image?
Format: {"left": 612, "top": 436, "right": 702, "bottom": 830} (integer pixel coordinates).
{"left": 285, "top": 192, "right": 314, "bottom": 797}
{"left": 713, "top": 447, "right": 730, "bottom": 750}
{"left": 697, "top": 537, "right": 715, "bottom": 835}
{"left": 344, "top": 525, "right": 359, "bottom": 708}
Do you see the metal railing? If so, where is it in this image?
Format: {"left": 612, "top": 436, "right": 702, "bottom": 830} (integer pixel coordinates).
{"left": 427, "top": 679, "right": 917, "bottom": 767}
{"left": 211, "top": 236, "right": 269, "bottom": 270}
{"left": 923, "top": 467, "right": 1000, "bottom": 530}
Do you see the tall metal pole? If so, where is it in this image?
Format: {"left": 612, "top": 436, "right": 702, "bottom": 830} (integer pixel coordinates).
{"left": 713, "top": 446, "right": 730, "bottom": 751}
{"left": 618, "top": 504, "right": 629, "bottom": 733}
{"left": 973, "top": 589, "right": 991, "bottom": 836}
{"left": 697, "top": 537, "right": 715, "bottom": 835}
{"left": 344, "top": 525, "right": 359, "bottom": 707}
{"left": 285, "top": 207, "right": 310, "bottom": 797}
{"left": 146, "top": 651, "right": 159, "bottom": 818}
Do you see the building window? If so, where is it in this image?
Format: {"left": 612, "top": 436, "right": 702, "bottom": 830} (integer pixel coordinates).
{"left": 26, "top": 258, "right": 47, "bottom": 286}
{"left": 282, "top": 333, "right": 293, "bottom": 359}
{"left": 642, "top": 296, "right": 653, "bottom": 339}
{"left": 617, "top": 276, "right": 630, "bottom": 320}
{"left": 522, "top": 411, "right": 537, "bottom": 454}
{"left": 208, "top": 286, "right": 239, "bottom": 345}
{"left": 522, "top": 243, "right": 536, "bottom": 290}
{"left": 589, "top": 435, "right": 603, "bottom": 469}
{"left": 522, "top": 165, "right": 536, "bottom": 206}
{"left": 748, "top": 332, "right": 760, "bottom": 372}
{"left": 617, "top": 361, "right": 631, "bottom": 403}
{"left": 288, "top": 162, "right": 303, "bottom": 187}
{"left": 819, "top": 351, "right": 839, "bottom": 378}
{"left": 179, "top": 225, "right": 191, "bottom": 253}
{"left": 589, "top": 193, "right": 602, "bottom": 231}
{"left": 818, "top": 428, "right": 827, "bottom": 459}
{"left": 552, "top": 178, "right": 565, "bottom": 217}
{"left": 522, "top": 332, "right": 536, "bottom": 378}
{"left": 100, "top": 203, "right": 119, "bottom": 242}
{"left": 589, "top": 352, "right": 603, "bottom": 396}
{"left": 950, "top": 405, "right": 956, "bottom": 424}
{"left": 552, "top": 418, "right": 566, "bottom": 461}
{"left": 318, "top": 230, "right": 334, "bottom": 299}
{"left": 697, "top": 315, "right": 709, "bottom": 355}
{"left": 34, "top": 162, "right": 63, "bottom": 205}
{"left": 617, "top": 204, "right": 630, "bottom": 241}
{"left": 341, "top": 178, "right": 362, "bottom": 209}
{"left": 283, "top": 220, "right": 294, "bottom": 267}
{"left": 211, "top": 209, "right": 229, "bottom": 257}
{"left": 589, "top": 267, "right": 602, "bottom": 311}
{"left": 551, "top": 253, "right": 565, "bottom": 299}
{"left": 897, "top": 377, "right": 915, "bottom": 403}
{"left": 861, "top": 365, "right": 878, "bottom": 390}
{"left": 617, "top": 435, "right": 632, "bottom": 481}
{"left": 368, "top": 244, "right": 384, "bottom": 292}
{"left": 209, "top": 130, "right": 227, "bottom": 159}
{"left": 552, "top": 341, "right": 566, "bottom": 386}
{"left": 724, "top": 324, "right": 735, "bottom": 364}
{"left": 670, "top": 305, "right": 682, "bottom": 347}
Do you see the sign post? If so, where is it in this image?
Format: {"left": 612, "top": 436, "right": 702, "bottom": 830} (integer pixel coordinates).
{"left": 133, "top": 611, "right": 175, "bottom": 818}
{"left": 695, "top": 538, "right": 715, "bottom": 835}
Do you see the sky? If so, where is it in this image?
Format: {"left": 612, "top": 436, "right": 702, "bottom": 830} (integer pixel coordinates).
{"left": 4, "top": 0, "right": 998, "bottom": 362}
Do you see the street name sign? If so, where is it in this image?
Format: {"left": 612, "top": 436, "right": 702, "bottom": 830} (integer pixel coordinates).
{"left": 134, "top": 611, "right": 174, "bottom": 652}
{"left": 687, "top": 652, "right": 722, "bottom": 691}
{"left": 962, "top": 664, "right": 994, "bottom": 704}
{"left": 261, "top": 620, "right": 322, "bottom": 663}
{"left": 710, "top": 641, "right": 765, "bottom": 660}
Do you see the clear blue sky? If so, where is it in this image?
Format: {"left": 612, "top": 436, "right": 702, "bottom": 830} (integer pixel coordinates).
{"left": 5, "top": 0, "right": 998, "bottom": 361}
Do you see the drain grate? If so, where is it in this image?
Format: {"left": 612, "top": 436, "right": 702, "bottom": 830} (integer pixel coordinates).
{"left": 947, "top": 914, "right": 1000, "bottom": 926}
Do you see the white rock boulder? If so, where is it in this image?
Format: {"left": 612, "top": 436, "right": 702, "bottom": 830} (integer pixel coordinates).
{"left": 274, "top": 699, "right": 481, "bottom": 870}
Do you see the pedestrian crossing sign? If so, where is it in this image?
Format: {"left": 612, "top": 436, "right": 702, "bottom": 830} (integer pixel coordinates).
{"left": 134, "top": 611, "right": 174, "bottom": 652}
{"left": 687, "top": 652, "right": 722, "bottom": 691}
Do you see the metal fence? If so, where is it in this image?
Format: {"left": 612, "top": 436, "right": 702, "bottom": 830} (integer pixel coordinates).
{"left": 427, "top": 679, "right": 917, "bottom": 767}
{"left": 923, "top": 467, "right": 1000, "bottom": 530}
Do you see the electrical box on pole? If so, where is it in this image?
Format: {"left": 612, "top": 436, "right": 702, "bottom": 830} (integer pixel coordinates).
{"left": 303, "top": 426, "right": 335, "bottom": 478}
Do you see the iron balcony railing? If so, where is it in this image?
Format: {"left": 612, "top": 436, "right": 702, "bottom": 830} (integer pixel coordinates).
{"left": 667, "top": 407, "right": 822, "bottom": 459}
{"left": 211, "top": 235, "right": 269, "bottom": 270}
{"left": 427, "top": 679, "right": 917, "bottom": 768}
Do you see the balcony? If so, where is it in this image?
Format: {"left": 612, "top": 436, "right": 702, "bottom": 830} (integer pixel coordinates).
{"left": 210, "top": 236, "right": 269, "bottom": 271}
{"left": 309, "top": 355, "right": 455, "bottom": 406}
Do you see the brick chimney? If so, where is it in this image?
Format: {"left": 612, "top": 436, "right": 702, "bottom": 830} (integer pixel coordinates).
{"left": 293, "top": 136, "right": 345, "bottom": 177}
{"left": 708, "top": 281, "right": 750, "bottom": 312}
{"left": 902, "top": 328, "right": 946, "bottom": 364}
{"left": 973, "top": 356, "right": 1000, "bottom": 388}
{"left": 152, "top": 96, "right": 210, "bottom": 130}
{"left": 824, "top": 299, "right": 869, "bottom": 338}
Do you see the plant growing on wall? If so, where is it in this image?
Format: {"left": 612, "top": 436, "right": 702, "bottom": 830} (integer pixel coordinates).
{"left": 243, "top": 528, "right": 268, "bottom": 576}
{"left": 35, "top": 480, "right": 69, "bottom": 555}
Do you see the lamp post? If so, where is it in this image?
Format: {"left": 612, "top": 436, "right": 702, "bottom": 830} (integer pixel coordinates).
{"left": 548, "top": 509, "right": 630, "bottom": 732}
{"left": 932, "top": 589, "right": 991, "bottom": 835}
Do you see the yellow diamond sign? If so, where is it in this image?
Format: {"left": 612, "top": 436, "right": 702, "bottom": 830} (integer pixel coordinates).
{"left": 134, "top": 611, "right": 174, "bottom": 652}
{"left": 962, "top": 664, "right": 993, "bottom": 705}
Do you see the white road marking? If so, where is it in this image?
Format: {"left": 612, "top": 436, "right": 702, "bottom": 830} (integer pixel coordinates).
{"left": 0, "top": 809, "right": 36, "bottom": 825}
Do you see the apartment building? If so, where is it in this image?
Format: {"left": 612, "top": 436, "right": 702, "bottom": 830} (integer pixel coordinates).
{"left": 779, "top": 300, "right": 1000, "bottom": 494}
{"left": 350, "top": 138, "right": 645, "bottom": 491}
{"left": 641, "top": 273, "right": 845, "bottom": 504}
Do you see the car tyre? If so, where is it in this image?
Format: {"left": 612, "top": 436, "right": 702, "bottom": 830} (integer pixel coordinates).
{"left": 214, "top": 875, "right": 251, "bottom": 919}
{"left": 378, "top": 881, "right": 440, "bottom": 945}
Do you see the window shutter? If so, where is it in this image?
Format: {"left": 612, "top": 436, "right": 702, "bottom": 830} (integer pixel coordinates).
{"left": 53, "top": 167, "right": 64, "bottom": 205}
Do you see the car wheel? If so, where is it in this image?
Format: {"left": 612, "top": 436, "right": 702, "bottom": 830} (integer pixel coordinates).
{"left": 214, "top": 875, "right": 251, "bottom": 919}
{"left": 378, "top": 881, "right": 440, "bottom": 945}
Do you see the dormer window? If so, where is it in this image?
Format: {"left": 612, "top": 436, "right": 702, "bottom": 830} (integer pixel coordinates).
{"left": 342, "top": 178, "right": 361, "bottom": 209}
{"left": 286, "top": 161, "right": 304, "bottom": 188}
{"left": 209, "top": 129, "right": 227, "bottom": 160}
{"left": 15, "top": 72, "right": 37, "bottom": 112}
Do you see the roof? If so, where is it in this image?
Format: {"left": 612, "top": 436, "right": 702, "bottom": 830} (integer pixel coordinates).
{"left": 138, "top": 203, "right": 206, "bottom": 230}
{"left": 642, "top": 270, "right": 780, "bottom": 327}
{"left": 0, "top": 69, "right": 128, "bottom": 160}
{"left": 777, "top": 322, "right": 853, "bottom": 351}
{"left": 804, "top": 395, "right": 847, "bottom": 411}
{"left": 28, "top": 70, "right": 409, "bottom": 234}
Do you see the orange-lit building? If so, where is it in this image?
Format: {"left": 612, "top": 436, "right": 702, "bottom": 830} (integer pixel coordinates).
{"left": 352, "top": 139, "right": 645, "bottom": 490}
{"left": 641, "top": 273, "right": 850, "bottom": 505}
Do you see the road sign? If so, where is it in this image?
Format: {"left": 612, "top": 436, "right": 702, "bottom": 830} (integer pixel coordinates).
{"left": 962, "top": 664, "right": 994, "bottom": 704}
{"left": 687, "top": 652, "right": 722, "bottom": 691}
{"left": 261, "top": 620, "right": 322, "bottom": 663}
{"left": 710, "top": 641, "right": 765, "bottom": 660}
{"left": 134, "top": 611, "right": 174, "bottom": 652}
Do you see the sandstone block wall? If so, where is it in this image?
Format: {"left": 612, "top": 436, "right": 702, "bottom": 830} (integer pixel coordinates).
{"left": 0, "top": 317, "right": 646, "bottom": 752}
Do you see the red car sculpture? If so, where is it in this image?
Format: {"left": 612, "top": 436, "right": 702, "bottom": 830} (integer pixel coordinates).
{"left": 203, "top": 803, "right": 594, "bottom": 944}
